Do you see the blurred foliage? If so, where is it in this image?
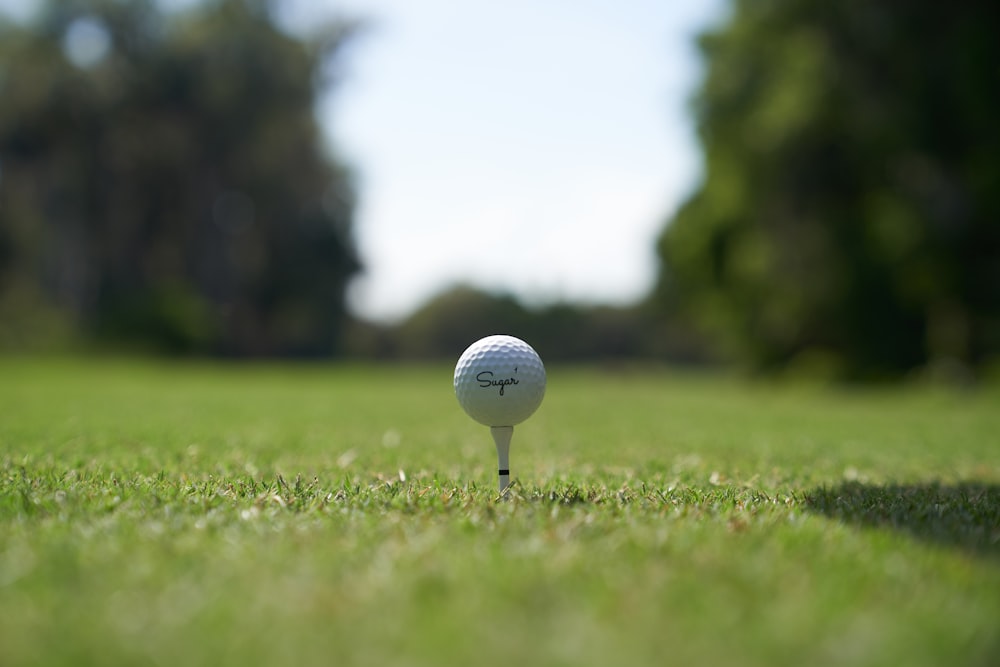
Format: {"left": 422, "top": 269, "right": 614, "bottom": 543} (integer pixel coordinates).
{"left": 345, "top": 285, "right": 711, "bottom": 364}
{"left": 655, "top": 0, "right": 1000, "bottom": 379}
{"left": 0, "top": 0, "right": 359, "bottom": 356}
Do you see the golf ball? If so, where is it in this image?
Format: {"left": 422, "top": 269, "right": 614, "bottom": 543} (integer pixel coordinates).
{"left": 454, "top": 335, "right": 546, "bottom": 426}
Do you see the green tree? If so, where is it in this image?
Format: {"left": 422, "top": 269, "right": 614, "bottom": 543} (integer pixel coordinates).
{"left": 373, "top": 285, "right": 694, "bottom": 362}
{"left": 0, "top": 0, "right": 359, "bottom": 356}
{"left": 655, "top": 0, "right": 1000, "bottom": 378}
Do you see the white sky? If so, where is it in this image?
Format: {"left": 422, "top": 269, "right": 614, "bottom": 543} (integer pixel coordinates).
{"left": 0, "top": 0, "right": 727, "bottom": 323}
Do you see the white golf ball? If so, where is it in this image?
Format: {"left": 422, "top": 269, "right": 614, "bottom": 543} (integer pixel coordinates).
{"left": 454, "top": 335, "right": 546, "bottom": 426}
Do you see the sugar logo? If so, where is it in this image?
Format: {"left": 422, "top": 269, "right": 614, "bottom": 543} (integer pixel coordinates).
{"left": 476, "top": 367, "right": 519, "bottom": 396}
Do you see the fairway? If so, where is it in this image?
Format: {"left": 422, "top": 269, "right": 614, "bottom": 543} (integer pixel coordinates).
{"left": 1, "top": 359, "right": 998, "bottom": 666}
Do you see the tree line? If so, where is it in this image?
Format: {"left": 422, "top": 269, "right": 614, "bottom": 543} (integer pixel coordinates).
{"left": 1, "top": 0, "right": 997, "bottom": 378}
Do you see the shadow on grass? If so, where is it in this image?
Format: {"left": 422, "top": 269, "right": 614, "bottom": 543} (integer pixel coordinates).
{"left": 803, "top": 481, "right": 1000, "bottom": 558}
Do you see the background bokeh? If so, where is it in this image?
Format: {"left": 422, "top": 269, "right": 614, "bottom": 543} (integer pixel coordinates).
{"left": 1, "top": 0, "right": 997, "bottom": 379}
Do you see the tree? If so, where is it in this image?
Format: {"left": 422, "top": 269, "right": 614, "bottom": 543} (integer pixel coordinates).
{"left": 369, "top": 284, "right": 695, "bottom": 362}
{"left": 0, "top": 0, "right": 360, "bottom": 356}
{"left": 655, "top": 0, "right": 1000, "bottom": 378}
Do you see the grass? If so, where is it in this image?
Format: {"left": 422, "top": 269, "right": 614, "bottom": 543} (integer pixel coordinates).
{"left": 1, "top": 358, "right": 998, "bottom": 667}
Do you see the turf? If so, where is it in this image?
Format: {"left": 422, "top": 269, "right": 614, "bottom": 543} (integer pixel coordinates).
{"left": 1, "top": 358, "right": 998, "bottom": 667}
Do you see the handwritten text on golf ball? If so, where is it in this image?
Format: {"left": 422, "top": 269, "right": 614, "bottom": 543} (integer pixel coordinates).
{"left": 476, "top": 370, "right": 519, "bottom": 396}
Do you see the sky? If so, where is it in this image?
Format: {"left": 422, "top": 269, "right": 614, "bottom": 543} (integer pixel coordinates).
{"left": 0, "top": 0, "right": 728, "bottom": 323}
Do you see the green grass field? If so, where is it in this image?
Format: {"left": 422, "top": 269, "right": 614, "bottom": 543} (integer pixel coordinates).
{"left": 1, "top": 358, "right": 998, "bottom": 666}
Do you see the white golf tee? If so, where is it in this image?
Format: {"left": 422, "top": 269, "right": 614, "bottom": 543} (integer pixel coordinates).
{"left": 491, "top": 425, "right": 513, "bottom": 492}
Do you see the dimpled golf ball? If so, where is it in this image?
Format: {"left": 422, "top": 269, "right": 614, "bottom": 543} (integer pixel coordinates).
{"left": 454, "top": 335, "right": 546, "bottom": 426}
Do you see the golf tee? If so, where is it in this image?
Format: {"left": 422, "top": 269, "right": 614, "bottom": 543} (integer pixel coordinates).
{"left": 491, "top": 425, "right": 513, "bottom": 492}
